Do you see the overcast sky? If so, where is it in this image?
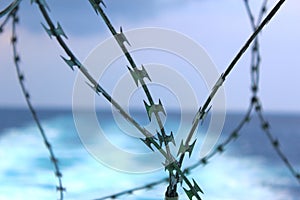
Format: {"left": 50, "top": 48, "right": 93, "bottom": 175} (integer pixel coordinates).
{"left": 0, "top": 0, "right": 299, "bottom": 112}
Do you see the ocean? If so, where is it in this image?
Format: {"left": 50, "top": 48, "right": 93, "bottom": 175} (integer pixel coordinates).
{"left": 0, "top": 108, "right": 299, "bottom": 200}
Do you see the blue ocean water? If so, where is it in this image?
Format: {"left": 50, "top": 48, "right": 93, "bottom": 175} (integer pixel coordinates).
{"left": 0, "top": 108, "right": 299, "bottom": 200}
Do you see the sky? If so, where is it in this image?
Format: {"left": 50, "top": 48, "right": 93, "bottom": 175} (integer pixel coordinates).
{"left": 0, "top": 0, "right": 299, "bottom": 112}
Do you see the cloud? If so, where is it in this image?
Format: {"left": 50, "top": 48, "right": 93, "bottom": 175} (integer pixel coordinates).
{"left": 14, "top": 0, "right": 190, "bottom": 36}
{"left": 1, "top": 0, "right": 300, "bottom": 111}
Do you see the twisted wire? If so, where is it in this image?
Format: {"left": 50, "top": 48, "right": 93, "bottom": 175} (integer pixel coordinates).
{"left": 244, "top": 0, "right": 300, "bottom": 184}
{"left": 10, "top": 6, "right": 65, "bottom": 200}
{"left": 3, "top": 0, "right": 297, "bottom": 199}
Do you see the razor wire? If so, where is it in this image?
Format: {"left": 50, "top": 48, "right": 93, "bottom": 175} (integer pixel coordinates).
{"left": 32, "top": 0, "right": 204, "bottom": 199}
{"left": 90, "top": 0, "right": 299, "bottom": 199}
{"left": 1, "top": 0, "right": 298, "bottom": 199}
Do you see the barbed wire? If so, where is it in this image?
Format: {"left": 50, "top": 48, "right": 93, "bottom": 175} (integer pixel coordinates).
{"left": 243, "top": 0, "right": 300, "bottom": 184}
{"left": 31, "top": 1, "right": 205, "bottom": 199}
{"left": 92, "top": 104, "right": 255, "bottom": 200}
{"left": 9, "top": 6, "right": 65, "bottom": 200}
{"left": 31, "top": 0, "right": 159, "bottom": 145}
{"left": 176, "top": 0, "right": 285, "bottom": 171}
{"left": 89, "top": 2, "right": 180, "bottom": 197}
{"left": 1, "top": 0, "right": 298, "bottom": 199}
{"left": 0, "top": 0, "right": 22, "bottom": 18}
{"left": 255, "top": 101, "right": 300, "bottom": 183}
{"left": 90, "top": 0, "right": 289, "bottom": 199}
{"left": 92, "top": 0, "right": 296, "bottom": 199}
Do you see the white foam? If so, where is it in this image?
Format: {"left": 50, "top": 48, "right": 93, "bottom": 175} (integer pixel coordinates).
{"left": 0, "top": 119, "right": 297, "bottom": 200}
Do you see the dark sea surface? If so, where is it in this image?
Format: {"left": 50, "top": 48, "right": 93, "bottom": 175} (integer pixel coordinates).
{"left": 0, "top": 108, "right": 299, "bottom": 200}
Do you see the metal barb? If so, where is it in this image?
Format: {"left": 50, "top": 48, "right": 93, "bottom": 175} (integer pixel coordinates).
{"left": 165, "top": 132, "right": 176, "bottom": 146}
{"left": 144, "top": 99, "right": 166, "bottom": 121}
{"left": 60, "top": 56, "right": 75, "bottom": 70}
{"left": 183, "top": 179, "right": 203, "bottom": 200}
{"left": 127, "top": 65, "right": 151, "bottom": 86}
{"left": 140, "top": 137, "right": 156, "bottom": 152}
{"left": 41, "top": 22, "right": 67, "bottom": 39}
{"left": 177, "top": 140, "right": 197, "bottom": 158}
{"left": 90, "top": 1, "right": 292, "bottom": 199}
{"left": 115, "top": 26, "right": 131, "bottom": 46}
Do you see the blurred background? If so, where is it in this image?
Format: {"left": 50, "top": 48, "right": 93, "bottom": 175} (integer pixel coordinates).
{"left": 1, "top": 1, "right": 300, "bottom": 200}
{"left": 1, "top": 0, "right": 300, "bottom": 112}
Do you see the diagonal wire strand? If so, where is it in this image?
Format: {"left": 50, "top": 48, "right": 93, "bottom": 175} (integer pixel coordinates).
{"left": 94, "top": 103, "right": 254, "bottom": 200}
{"left": 177, "top": 0, "right": 285, "bottom": 168}
{"left": 32, "top": 2, "right": 203, "bottom": 199}
{"left": 32, "top": 0, "right": 169, "bottom": 161}
{"left": 2, "top": 0, "right": 297, "bottom": 199}
{"left": 175, "top": 0, "right": 286, "bottom": 194}
{"left": 91, "top": 0, "right": 288, "bottom": 199}
{"left": 0, "top": 0, "right": 22, "bottom": 18}
{"left": 88, "top": 3, "right": 177, "bottom": 196}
